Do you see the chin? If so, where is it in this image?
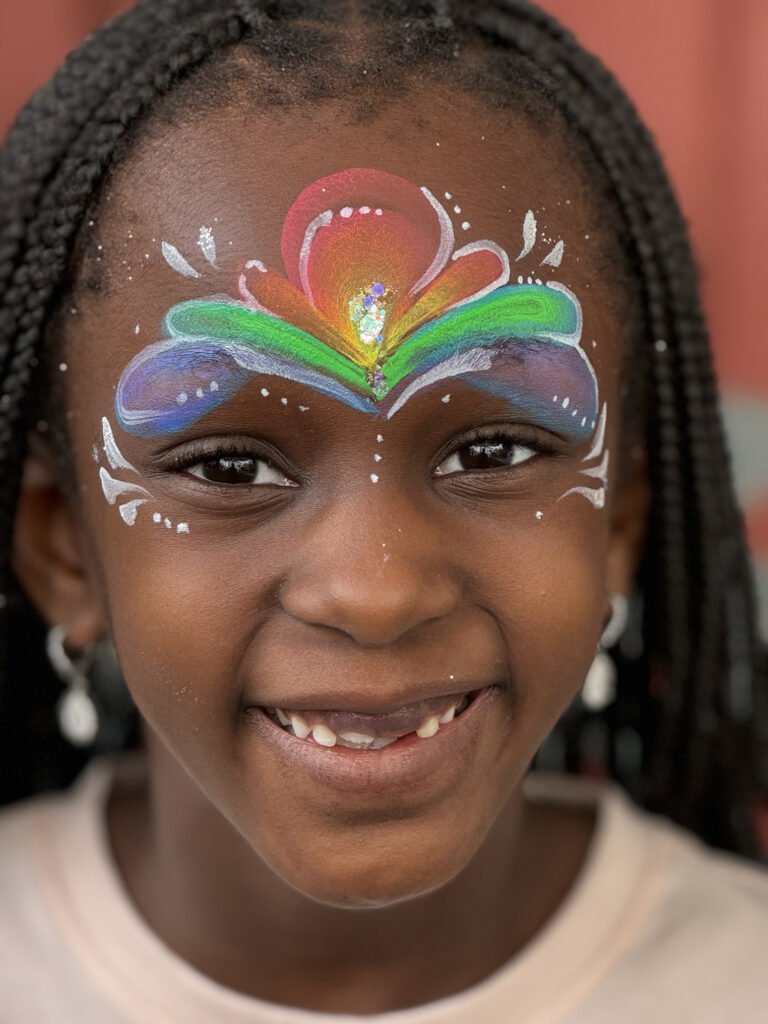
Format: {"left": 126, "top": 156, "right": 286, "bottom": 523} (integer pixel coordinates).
{"left": 264, "top": 826, "right": 479, "bottom": 910}
{"left": 289, "top": 864, "right": 461, "bottom": 911}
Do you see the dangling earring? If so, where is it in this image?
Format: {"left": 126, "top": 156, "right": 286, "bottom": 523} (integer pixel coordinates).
{"left": 46, "top": 624, "right": 99, "bottom": 747}
{"left": 580, "top": 593, "right": 629, "bottom": 712}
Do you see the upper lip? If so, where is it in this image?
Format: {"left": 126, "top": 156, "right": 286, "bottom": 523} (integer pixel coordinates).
{"left": 249, "top": 688, "right": 489, "bottom": 737}
{"left": 250, "top": 682, "right": 490, "bottom": 716}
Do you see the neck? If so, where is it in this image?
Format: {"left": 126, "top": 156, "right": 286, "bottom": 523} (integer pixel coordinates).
{"left": 107, "top": 741, "right": 593, "bottom": 1014}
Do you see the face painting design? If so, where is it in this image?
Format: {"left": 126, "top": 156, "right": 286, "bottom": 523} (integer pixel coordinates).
{"left": 97, "top": 416, "right": 190, "bottom": 532}
{"left": 115, "top": 169, "right": 600, "bottom": 455}
{"left": 560, "top": 402, "right": 609, "bottom": 509}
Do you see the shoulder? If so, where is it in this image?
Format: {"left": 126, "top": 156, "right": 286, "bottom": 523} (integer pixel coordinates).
{"left": 642, "top": 808, "right": 768, "bottom": 944}
{"left": 603, "top": 788, "right": 768, "bottom": 1015}
{"left": 526, "top": 772, "right": 768, "bottom": 1019}
{"left": 0, "top": 759, "right": 123, "bottom": 1014}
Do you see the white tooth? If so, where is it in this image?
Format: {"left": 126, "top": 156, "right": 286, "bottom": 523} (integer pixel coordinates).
{"left": 370, "top": 737, "right": 397, "bottom": 749}
{"left": 290, "top": 713, "right": 311, "bottom": 739}
{"left": 275, "top": 708, "right": 291, "bottom": 727}
{"left": 311, "top": 724, "right": 338, "bottom": 747}
{"left": 439, "top": 704, "right": 457, "bottom": 724}
{"left": 338, "top": 731, "right": 377, "bottom": 744}
{"left": 416, "top": 716, "right": 440, "bottom": 739}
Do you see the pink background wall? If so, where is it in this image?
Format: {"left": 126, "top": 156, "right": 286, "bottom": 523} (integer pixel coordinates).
{"left": 1, "top": 0, "right": 766, "bottom": 626}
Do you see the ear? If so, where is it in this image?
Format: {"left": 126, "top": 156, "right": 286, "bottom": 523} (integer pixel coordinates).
{"left": 11, "top": 432, "right": 106, "bottom": 650}
{"left": 605, "top": 441, "right": 650, "bottom": 597}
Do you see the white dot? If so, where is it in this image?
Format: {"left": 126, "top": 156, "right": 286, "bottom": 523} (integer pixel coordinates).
{"left": 536, "top": 511, "right": 544, "bottom": 520}
{"left": 655, "top": 339, "right": 668, "bottom": 352}
{"left": 435, "top": 142, "right": 440, "bottom": 147}
{"left": 359, "top": 206, "right": 371, "bottom": 214}
{"left": 299, "top": 405, "right": 309, "bottom": 412}
{"left": 376, "top": 434, "right": 384, "bottom": 443}
{"left": 153, "top": 513, "right": 162, "bottom": 523}
{"left": 210, "top": 380, "right": 219, "bottom": 392}
{"left": 581, "top": 417, "right": 587, "bottom": 426}
{"left": 461, "top": 221, "right": 470, "bottom": 230}
{"left": 442, "top": 394, "right": 451, "bottom": 403}
{"left": 340, "top": 207, "right": 353, "bottom": 218}
{"left": 177, "top": 523, "right": 190, "bottom": 534}
{"left": 535, "top": 278, "right": 543, "bottom": 285}
{"left": 553, "top": 395, "right": 559, "bottom": 402}
{"left": 444, "top": 192, "right": 452, "bottom": 199}
{"left": 59, "top": 362, "right": 68, "bottom": 372}
{"left": 453, "top": 205, "right": 461, "bottom": 214}
{"left": 164, "top": 518, "right": 172, "bottom": 529}
{"left": 527, "top": 277, "right": 533, "bottom": 284}
{"left": 572, "top": 409, "right": 578, "bottom": 417}
{"left": 176, "top": 392, "right": 188, "bottom": 405}
{"left": 374, "top": 453, "right": 382, "bottom": 462}
{"left": 134, "top": 324, "right": 140, "bottom": 335}
{"left": 374, "top": 208, "right": 383, "bottom": 216}
{"left": 281, "top": 397, "right": 288, "bottom": 405}
{"left": 370, "top": 474, "right": 379, "bottom": 483}
{"left": 518, "top": 276, "right": 524, "bottom": 284}
{"left": 562, "top": 397, "right": 570, "bottom": 409}
{"left": 195, "top": 388, "right": 204, "bottom": 398}
{"left": 261, "top": 388, "right": 269, "bottom": 397}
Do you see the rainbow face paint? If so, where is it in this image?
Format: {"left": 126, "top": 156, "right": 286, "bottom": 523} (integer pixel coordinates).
{"left": 116, "top": 168, "right": 599, "bottom": 442}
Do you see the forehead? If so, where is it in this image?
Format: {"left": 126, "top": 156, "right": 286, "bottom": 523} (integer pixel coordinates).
{"left": 98, "top": 87, "right": 602, "bottom": 273}
{"left": 66, "top": 87, "right": 624, "bottom": 438}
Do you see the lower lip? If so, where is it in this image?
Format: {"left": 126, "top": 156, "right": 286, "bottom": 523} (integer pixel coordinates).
{"left": 245, "top": 686, "right": 497, "bottom": 795}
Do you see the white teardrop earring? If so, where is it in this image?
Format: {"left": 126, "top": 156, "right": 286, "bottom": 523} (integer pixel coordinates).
{"left": 46, "top": 624, "right": 99, "bottom": 747}
{"left": 580, "top": 594, "right": 629, "bottom": 712}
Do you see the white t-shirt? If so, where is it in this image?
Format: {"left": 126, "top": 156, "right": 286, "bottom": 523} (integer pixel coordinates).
{"left": 0, "top": 756, "right": 767, "bottom": 1023}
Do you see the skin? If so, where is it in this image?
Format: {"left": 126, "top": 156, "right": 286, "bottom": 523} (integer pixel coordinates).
{"left": 12, "top": 84, "right": 648, "bottom": 1013}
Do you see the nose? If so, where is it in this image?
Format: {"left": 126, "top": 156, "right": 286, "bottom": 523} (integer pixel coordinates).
{"left": 279, "top": 490, "right": 462, "bottom": 647}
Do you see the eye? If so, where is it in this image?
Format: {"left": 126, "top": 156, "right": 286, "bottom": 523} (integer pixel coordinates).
{"left": 434, "top": 437, "right": 537, "bottom": 476}
{"left": 187, "top": 455, "right": 296, "bottom": 487}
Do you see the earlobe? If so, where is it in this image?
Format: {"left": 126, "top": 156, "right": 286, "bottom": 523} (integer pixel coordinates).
{"left": 605, "top": 444, "right": 650, "bottom": 597}
{"left": 11, "top": 432, "right": 105, "bottom": 649}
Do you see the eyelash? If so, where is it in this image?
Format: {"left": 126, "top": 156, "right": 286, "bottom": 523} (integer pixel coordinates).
{"left": 163, "top": 438, "right": 296, "bottom": 488}
{"left": 433, "top": 424, "right": 558, "bottom": 476}
{"left": 160, "top": 423, "right": 559, "bottom": 491}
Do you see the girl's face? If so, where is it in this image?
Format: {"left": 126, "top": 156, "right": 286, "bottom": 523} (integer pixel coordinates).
{"left": 22, "top": 89, "right": 644, "bottom": 906}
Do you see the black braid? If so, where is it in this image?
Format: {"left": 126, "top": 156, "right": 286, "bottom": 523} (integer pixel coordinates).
{"left": 0, "top": 0, "right": 764, "bottom": 856}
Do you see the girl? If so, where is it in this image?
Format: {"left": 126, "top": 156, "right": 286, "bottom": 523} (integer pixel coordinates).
{"left": 0, "top": 1, "right": 766, "bottom": 1020}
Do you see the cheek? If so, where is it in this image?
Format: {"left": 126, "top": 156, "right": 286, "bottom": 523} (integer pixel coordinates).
{"left": 100, "top": 526, "right": 270, "bottom": 745}
{"left": 467, "top": 504, "right": 607, "bottom": 719}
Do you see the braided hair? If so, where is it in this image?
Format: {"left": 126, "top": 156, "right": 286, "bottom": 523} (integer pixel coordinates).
{"left": 0, "top": 0, "right": 764, "bottom": 856}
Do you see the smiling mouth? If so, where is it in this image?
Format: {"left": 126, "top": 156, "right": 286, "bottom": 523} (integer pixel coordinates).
{"left": 259, "top": 689, "right": 483, "bottom": 751}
